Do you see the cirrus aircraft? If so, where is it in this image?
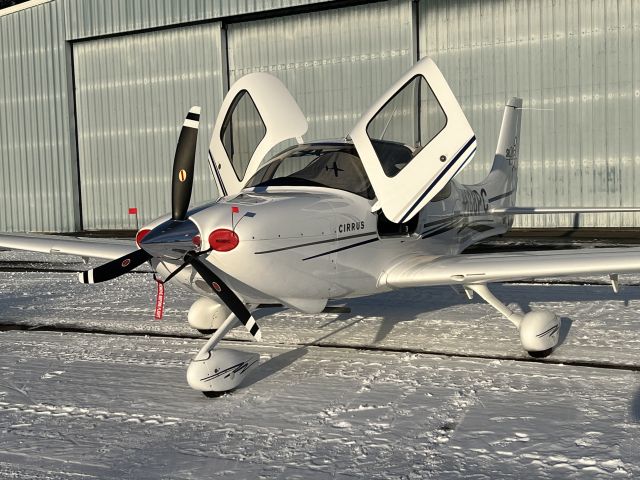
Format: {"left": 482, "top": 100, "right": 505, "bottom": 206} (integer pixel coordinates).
{"left": 2, "top": 57, "right": 640, "bottom": 395}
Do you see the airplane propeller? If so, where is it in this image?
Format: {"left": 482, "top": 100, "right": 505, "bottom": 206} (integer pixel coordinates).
{"left": 78, "top": 248, "right": 152, "bottom": 284}
{"left": 171, "top": 107, "right": 199, "bottom": 221}
{"left": 78, "top": 106, "right": 262, "bottom": 341}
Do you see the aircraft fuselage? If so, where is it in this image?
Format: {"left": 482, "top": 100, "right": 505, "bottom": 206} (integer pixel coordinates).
{"left": 149, "top": 176, "right": 507, "bottom": 313}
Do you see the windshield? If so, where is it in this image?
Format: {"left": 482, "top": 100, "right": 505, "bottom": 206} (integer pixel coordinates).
{"left": 245, "top": 144, "right": 375, "bottom": 199}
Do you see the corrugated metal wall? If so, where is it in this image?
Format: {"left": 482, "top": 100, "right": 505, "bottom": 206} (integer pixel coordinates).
{"left": 63, "top": 0, "right": 334, "bottom": 41}
{"left": 2, "top": 0, "right": 640, "bottom": 232}
{"left": 73, "top": 23, "right": 224, "bottom": 229}
{"left": 0, "top": 0, "right": 78, "bottom": 232}
{"left": 420, "top": 0, "right": 640, "bottom": 228}
{"left": 227, "top": 0, "right": 414, "bottom": 142}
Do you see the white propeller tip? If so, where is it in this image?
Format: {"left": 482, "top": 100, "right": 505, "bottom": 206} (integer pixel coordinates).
{"left": 183, "top": 107, "right": 201, "bottom": 129}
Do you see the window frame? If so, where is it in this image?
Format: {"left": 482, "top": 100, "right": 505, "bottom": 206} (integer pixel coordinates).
{"left": 365, "top": 74, "right": 448, "bottom": 178}
{"left": 219, "top": 89, "right": 268, "bottom": 182}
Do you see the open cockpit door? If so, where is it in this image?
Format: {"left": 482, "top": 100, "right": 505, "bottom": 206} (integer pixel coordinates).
{"left": 350, "top": 57, "right": 476, "bottom": 223}
{"left": 209, "top": 73, "right": 308, "bottom": 196}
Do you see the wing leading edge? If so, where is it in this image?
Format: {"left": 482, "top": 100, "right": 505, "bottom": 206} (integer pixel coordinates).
{"left": 380, "top": 247, "right": 640, "bottom": 288}
{"left": 0, "top": 234, "right": 136, "bottom": 261}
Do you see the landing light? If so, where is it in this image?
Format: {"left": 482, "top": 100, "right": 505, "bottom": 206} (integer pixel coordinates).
{"left": 208, "top": 229, "right": 239, "bottom": 252}
{"left": 135, "top": 228, "right": 151, "bottom": 247}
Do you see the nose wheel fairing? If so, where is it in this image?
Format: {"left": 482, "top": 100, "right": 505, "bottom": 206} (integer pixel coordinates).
{"left": 187, "top": 348, "right": 260, "bottom": 393}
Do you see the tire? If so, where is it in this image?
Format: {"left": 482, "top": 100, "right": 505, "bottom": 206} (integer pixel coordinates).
{"left": 527, "top": 348, "right": 553, "bottom": 358}
{"left": 197, "top": 329, "right": 216, "bottom": 335}
{"left": 202, "top": 390, "right": 226, "bottom": 398}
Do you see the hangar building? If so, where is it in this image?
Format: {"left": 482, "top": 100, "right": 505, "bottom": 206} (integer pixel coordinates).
{"left": 1, "top": 0, "right": 639, "bottom": 232}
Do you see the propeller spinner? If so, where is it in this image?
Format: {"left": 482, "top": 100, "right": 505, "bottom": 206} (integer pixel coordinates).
{"left": 78, "top": 106, "right": 261, "bottom": 341}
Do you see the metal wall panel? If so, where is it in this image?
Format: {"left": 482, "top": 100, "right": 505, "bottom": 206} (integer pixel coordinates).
{"left": 63, "top": 0, "right": 334, "bottom": 41}
{"left": 73, "top": 23, "right": 224, "bottom": 230}
{"left": 227, "top": 0, "right": 414, "bottom": 144}
{"left": 4, "top": 0, "right": 639, "bottom": 233}
{"left": 420, "top": 0, "right": 640, "bottom": 228}
{"left": 0, "top": 0, "right": 77, "bottom": 232}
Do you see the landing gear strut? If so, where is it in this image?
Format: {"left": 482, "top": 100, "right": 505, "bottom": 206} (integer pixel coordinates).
{"left": 466, "top": 284, "right": 560, "bottom": 357}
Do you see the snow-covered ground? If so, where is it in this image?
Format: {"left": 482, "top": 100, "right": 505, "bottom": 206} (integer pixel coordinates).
{"left": 1, "top": 248, "right": 640, "bottom": 478}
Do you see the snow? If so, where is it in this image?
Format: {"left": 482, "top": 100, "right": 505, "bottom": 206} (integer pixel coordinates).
{"left": 1, "top": 248, "right": 640, "bottom": 478}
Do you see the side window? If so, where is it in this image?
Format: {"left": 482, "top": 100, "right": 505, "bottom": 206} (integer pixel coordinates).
{"left": 431, "top": 181, "right": 452, "bottom": 202}
{"left": 366, "top": 75, "right": 447, "bottom": 177}
{"left": 220, "top": 90, "right": 267, "bottom": 181}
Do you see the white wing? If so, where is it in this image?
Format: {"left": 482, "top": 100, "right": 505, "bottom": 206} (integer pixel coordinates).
{"left": 380, "top": 247, "right": 640, "bottom": 288}
{"left": 0, "top": 233, "right": 136, "bottom": 261}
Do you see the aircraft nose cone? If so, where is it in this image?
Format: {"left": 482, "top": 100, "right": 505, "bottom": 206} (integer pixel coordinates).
{"left": 140, "top": 218, "right": 201, "bottom": 260}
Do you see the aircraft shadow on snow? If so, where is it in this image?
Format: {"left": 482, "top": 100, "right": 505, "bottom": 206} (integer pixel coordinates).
{"left": 632, "top": 387, "right": 640, "bottom": 422}
{"left": 320, "top": 283, "right": 640, "bottom": 345}
{"left": 245, "top": 282, "right": 640, "bottom": 389}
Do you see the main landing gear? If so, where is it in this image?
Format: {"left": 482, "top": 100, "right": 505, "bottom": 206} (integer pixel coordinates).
{"left": 465, "top": 284, "right": 561, "bottom": 357}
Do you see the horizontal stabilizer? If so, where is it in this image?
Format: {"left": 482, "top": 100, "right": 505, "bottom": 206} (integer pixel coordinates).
{"left": 488, "top": 207, "right": 640, "bottom": 215}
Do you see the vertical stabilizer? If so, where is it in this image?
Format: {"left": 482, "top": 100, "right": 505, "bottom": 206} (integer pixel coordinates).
{"left": 482, "top": 97, "right": 523, "bottom": 210}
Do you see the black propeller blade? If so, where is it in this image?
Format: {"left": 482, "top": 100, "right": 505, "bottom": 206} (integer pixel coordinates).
{"left": 171, "top": 106, "right": 201, "bottom": 221}
{"left": 184, "top": 252, "right": 262, "bottom": 341}
{"left": 78, "top": 248, "right": 152, "bottom": 284}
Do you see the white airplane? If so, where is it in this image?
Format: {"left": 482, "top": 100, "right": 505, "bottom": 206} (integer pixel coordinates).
{"left": 2, "top": 57, "right": 640, "bottom": 395}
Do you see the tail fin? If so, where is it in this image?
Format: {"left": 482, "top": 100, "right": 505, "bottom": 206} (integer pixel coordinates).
{"left": 481, "top": 97, "right": 523, "bottom": 210}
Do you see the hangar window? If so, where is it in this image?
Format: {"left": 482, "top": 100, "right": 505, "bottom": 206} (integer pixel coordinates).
{"left": 366, "top": 75, "right": 447, "bottom": 177}
{"left": 220, "top": 90, "right": 267, "bottom": 181}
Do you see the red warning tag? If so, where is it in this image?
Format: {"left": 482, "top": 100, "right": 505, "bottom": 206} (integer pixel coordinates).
{"left": 154, "top": 279, "right": 165, "bottom": 320}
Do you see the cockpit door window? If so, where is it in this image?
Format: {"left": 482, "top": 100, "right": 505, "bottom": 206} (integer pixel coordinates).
{"left": 350, "top": 57, "right": 476, "bottom": 223}
{"left": 209, "top": 73, "right": 308, "bottom": 196}
{"left": 220, "top": 91, "right": 266, "bottom": 182}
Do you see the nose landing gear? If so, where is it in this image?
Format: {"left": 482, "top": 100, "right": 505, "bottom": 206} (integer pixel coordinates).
{"left": 186, "top": 312, "right": 260, "bottom": 394}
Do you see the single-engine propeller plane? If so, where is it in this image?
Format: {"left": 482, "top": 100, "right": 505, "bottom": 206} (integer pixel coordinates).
{"left": 3, "top": 57, "right": 640, "bottom": 394}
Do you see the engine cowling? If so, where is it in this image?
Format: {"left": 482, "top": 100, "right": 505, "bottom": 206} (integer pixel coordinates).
{"left": 188, "top": 297, "right": 231, "bottom": 332}
{"left": 519, "top": 309, "right": 561, "bottom": 354}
